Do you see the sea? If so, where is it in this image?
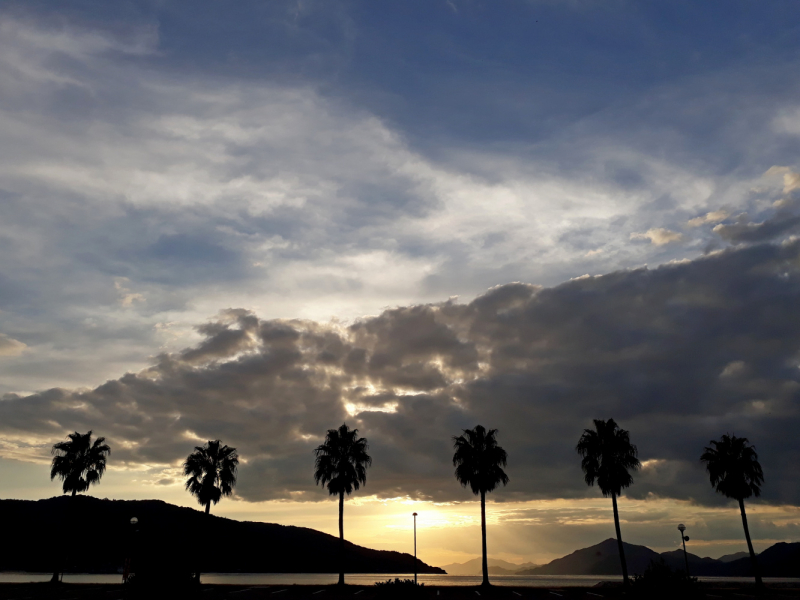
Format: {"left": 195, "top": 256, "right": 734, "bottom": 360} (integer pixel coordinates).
{"left": 0, "top": 573, "right": 798, "bottom": 587}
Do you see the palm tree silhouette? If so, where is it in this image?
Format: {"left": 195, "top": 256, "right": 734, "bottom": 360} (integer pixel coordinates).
{"left": 50, "top": 430, "right": 110, "bottom": 582}
{"left": 51, "top": 430, "right": 111, "bottom": 495}
{"left": 701, "top": 434, "right": 764, "bottom": 588}
{"left": 314, "top": 423, "right": 372, "bottom": 586}
{"left": 452, "top": 425, "right": 509, "bottom": 587}
{"left": 184, "top": 440, "right": 239, "bottom": 584}
{"left": 183, "top": 440, "right": 239, "bottom": 515}
{"left": 576, "top": 418, "right": 640, "bottom": 586}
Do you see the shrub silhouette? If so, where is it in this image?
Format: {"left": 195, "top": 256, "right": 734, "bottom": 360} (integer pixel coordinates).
{"left": 375, "top": 578, "right": 426, "bottom": 598}
{"left": 631, "top": 559, "right": 698, "bottom": 599}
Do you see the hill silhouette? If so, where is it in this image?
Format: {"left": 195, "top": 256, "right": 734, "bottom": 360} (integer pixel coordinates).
{"left": 518, "top": 539, "right": 661, "bottom": 576}
{"left": 0, "top": 496, "right": 444, "bottom": 575}
{"left": 440, "top": 558, "right": 541, "bottom": 575}
{"left": 518, "top": 538, "right": 800, "bottom": 577}
{"left": 722, "top": 542, "right": 800, "bottom": 577}
{"left": 717, "top": 551, "right": 750, "bottom": 562}
{"left": 659, "top": 549, "right": 724, "bottom": 573}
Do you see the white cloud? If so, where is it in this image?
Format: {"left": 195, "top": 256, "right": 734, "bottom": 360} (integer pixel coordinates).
{"left": 688, "top": 210, "right": 729, "bottom": 227}
{"left": 0, "top": 334, "right": 27, "bottom": 356}
{"left": 114, "top": 278, "right": 145, "bottom": 307}
{"left": 630, "top": 228, "right": 684, "bottom": 245}
{"left": 764, "top": 166, "right": 800, "bottom": 194}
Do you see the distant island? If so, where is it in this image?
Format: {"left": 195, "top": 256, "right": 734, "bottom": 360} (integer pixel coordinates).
{"left": 0, "top": 496, "right": 445, "bottom": 575}
{"left": 441, "top": 558, "right": 541, "bottom": 576}
{"left": 516, "top": 538, "right": 800, "bottom": 578}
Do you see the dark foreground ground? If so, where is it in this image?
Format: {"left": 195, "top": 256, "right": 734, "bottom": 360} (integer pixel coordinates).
{"left": 2, "top": 583, "right": 800, "bottom": 600}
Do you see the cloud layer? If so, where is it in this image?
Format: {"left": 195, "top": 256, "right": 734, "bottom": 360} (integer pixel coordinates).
{"left": 2, "top": 4, "right": 800, "bottom": 400}
{"left": 3, "top": 239, "right": 799, "bottom": 508}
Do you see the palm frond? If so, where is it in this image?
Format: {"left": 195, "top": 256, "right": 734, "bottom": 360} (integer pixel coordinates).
{"left": 183, "top": 439, "right": 239, "bottom": 508}
{"left": 701, "top": 434, "right": 763, "bottom": 500}
{"left": 451, "top": 425, "right": 509, "bottom": 496}
{"left": 313, "top": 423, "right": 372, "bottom": 497}
{"left": 576, "top": 419, "right": 640, "bottom": 497}
{"left": 50, "top": 431, "right": 111, "bottom": 496}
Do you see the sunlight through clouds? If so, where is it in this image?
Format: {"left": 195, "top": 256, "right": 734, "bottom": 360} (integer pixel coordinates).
{"left": 2, "top": 1, "right": 800, "bottom": 570}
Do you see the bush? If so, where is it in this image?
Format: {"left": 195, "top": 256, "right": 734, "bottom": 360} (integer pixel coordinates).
{"left": 631, "top": 559, "right": 698, "bottom": 598}
{"left": 375, "top": 578, "right": 426, "bottom": 598}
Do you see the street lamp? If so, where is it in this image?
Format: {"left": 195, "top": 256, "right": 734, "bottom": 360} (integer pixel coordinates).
{"left": 124, "top": 517, "right": 139, "bottom": 583}
{"left": 677, "top": 524, "right": 690, "bottom": 576}
{"left": 412, "top": 512, "right": 418, "bottom": 585}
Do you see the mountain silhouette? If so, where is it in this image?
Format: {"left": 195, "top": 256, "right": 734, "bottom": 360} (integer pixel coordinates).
{"left": 717, "top": 551, "right": 750, "bottom": 562}
{"left": 518, "top": 539, "right": 660, "bottom": 576}
{"left": 518, "top": 539, "right": 800, "bottom": 577}
{"left": 440, "top": 558, "right": 541, "bottom": 575}
{"left": 721, "top": 542, "right": 800, "bottom": 577}
{"left": 659, "top": 549, "right": 723, "bottom": 573}
{"left": 0, "top": 496, "right": 444, "bottom": 575}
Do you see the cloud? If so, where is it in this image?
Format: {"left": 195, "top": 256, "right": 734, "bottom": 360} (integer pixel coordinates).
{"left": 688, "top": 210, "right": 729, "bottom": 227}
{"left": 786, "top": 172, "right": 800, "bottom": 194}
{"left": 2, "top": 240, "right": 800, "bottom": 508}
{"left": 630, "top": 228, "right": 684, "bottom": 245}
{"left": 0, "top": 334, "right": 27, "bottom": 356}
{"left": 713, "top": 211, "right": 800, "bottom": 244}
{"left": 764, "top": 166, "right": 800, "bottom": 194}
{"left": 114, "top": 278, "right": 145, "bottom": 307}
{"left": 2, "top": 11, "right": 767, "bottom": 396}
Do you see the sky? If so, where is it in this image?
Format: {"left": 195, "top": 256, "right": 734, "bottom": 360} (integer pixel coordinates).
{"left": 1, "top": 0, "right": 800, "bottom": 569}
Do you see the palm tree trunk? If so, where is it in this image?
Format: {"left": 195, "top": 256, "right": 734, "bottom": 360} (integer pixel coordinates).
{"left": 338, "top": 491, "right": 345, "bottom": 586}
{"left": 739, "top": 498, "right": 763, "bottom": 588}
{"left": 480, "top": 490, "right": 489, "bottom": 587}
{"left": 51, "top": 492, "right": 77, "bottom": 583}
{"left": 194, "top": 501, "right": 211, "bottom": 584}
{"left": 611, "top": 492, "right": 629, "bottom": 586}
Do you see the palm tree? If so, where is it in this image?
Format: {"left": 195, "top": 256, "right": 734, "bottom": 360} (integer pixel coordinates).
{"left": 50, "top": 430, "right": 111, "bottom": 582}
{"left": 313, "top": 423, "right": 372, "bottom": 585}
{"left": 452, "top": 425, "right": 509, "bottom": 587}
{"left": 51, "top": 430, "right": 111, "bottom": 495}
{"left": 184, "top": 440, "right": 239, "bottom": 584}
{"left": 183, "top": 440, "right": 239, "bottom": 515}
{"left": 701, "top": 434, "right": 764, "bottom": 588}
{"left": 576, "top": 418, "right": 640, "bottom": 586}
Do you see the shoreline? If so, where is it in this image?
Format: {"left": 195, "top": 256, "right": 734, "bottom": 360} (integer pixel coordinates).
{"left": 1, "top": 581, "right": 800, "bottom": 600}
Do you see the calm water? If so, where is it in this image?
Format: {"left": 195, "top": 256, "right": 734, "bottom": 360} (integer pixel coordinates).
{"left": 1, "top": 573, "right": 799, "bottom": 587}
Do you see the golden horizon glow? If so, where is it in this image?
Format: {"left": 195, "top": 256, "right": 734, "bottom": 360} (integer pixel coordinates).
{"left": 2, "top": 455, "right": 797, "bottom": 568}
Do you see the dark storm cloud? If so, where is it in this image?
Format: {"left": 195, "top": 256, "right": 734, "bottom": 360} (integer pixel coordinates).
{"left": 3, "top": 240, "right": 799, "bottom": 506}
{"left": 713, "top": 206, "right": 800, "bottom": 244}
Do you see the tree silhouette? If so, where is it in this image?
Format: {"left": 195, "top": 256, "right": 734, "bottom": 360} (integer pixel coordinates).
{"left": 183, "top": 440, "right": 239, "bottom": 584}
{"left": 576, "top": 418, "right": 640, "bottom": 586}
{"left": 51, "top": 430, "right": 111, "bottom": 495}
{"left": 314, "top": 423, "right": 372, "bottom": 585}
{"left": 50, "top": 430, "right": 110, "bottom": 582}
{"left": 183, "top": 440, "right": 239, "bottom": 515}
{"left": 701, "top": 434, "right": 764, "bottom": 588}
{"left": 452, "top": 425, "right": 509, "bottom": 587}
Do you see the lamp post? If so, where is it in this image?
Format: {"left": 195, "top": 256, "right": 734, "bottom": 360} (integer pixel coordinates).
{"left": 677, "top": 524, "right": 690, "bottom": 577}
{"left": 412, "top": 512, "right": 418, "bottom": 585}
{"left": 124, "top": 517, "right": 139, "bottom": 583}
